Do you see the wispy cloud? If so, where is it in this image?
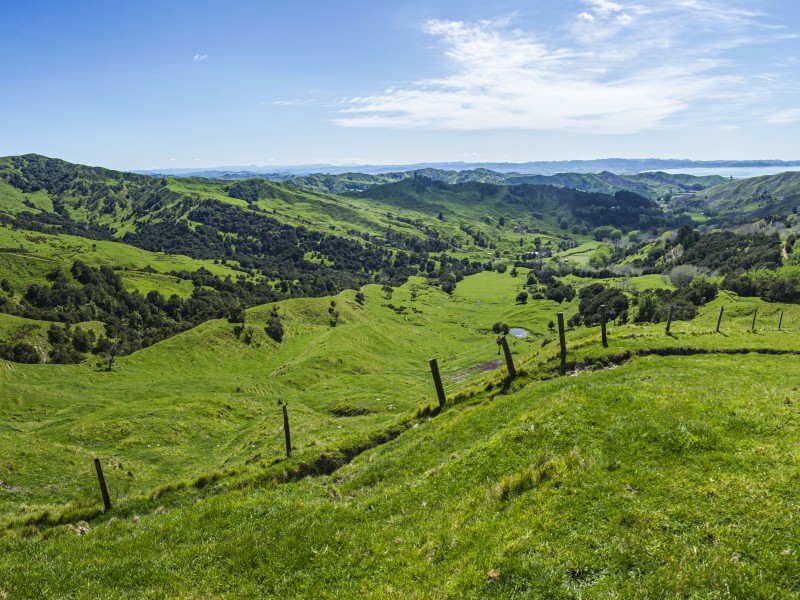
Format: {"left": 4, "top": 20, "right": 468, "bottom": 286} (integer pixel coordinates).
{"left": 193, "top": 53, "right": 208, "bottom": 62}
{"left": 763, "top": 108, "right": 800, "bottom": 124}
{"left": 272, "top": 99, "right": 313, "bottom": 106}
{"left": 336, "top": 1, "right": 789, "bottom": 134}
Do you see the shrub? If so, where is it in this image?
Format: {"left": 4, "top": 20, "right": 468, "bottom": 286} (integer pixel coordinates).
{"left": 634, "top": 292, "right": 660, "bottom": 323}
{"left": 265, "top": 305, "right": 284, "bottom": 342}
{"left": 669, "top": 264, "right": 702, "bottom": 288}
{"left": 0, "top": 341, "right": 41, "bottom": 364}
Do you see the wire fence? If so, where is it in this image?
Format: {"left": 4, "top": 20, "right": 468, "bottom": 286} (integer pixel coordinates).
{"left": 80, "top": 305, "right": 800, "bottom": 516}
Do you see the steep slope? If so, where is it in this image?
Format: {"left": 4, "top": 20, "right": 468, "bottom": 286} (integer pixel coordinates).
{"left": 676, "top": 171, "right": 800, "bottom": 221}
{"left": 505, "top": 170, "right": 727, "bottom": 198}
{"left": 0, "top": 271, "right": 559, "bottom": 522}
{"left": 2, "top": 301, "right": 800, "bottom": 596}
{"left": 275, "top": 168, "right": 726, "bottom": 198}
{"left": 355, "top": 176, "right": 672, "bottom": 233}
{"left": 0, "top": 155, "right": 475, "bottom": 300}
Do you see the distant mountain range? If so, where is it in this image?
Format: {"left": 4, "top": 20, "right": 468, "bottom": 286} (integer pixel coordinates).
{"left": 136, "top": 158, "right": 800, "bottom": 178}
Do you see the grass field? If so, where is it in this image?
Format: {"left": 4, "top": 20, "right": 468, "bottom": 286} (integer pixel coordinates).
{"left": 4, "top": 155, "right": 800, "bottom": 596}
{"left": 0, "top": 222, "right": 249, "bottom": 297}
{"left": 2, "top": 265, "right": 800, "bottom": 597}
{"left": 2, "top": 324, "right": 800, "bottom": 596}
{"left": 0, "top": 271, "right": 552, "bottom": 522}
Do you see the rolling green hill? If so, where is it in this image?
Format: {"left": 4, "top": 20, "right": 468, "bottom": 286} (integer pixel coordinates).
{"left": 2, "top": 154, "right": 800, "bottom": 596}
{"left": 353, "top": 175, "right": 672, "bottom": 234}
{"left": 179, "top": 167, "right": 727, "bottom": 199}
{"left": 673, "top": 171, "right": 800, "bottom": 222}
{"left": 1, "top": 272, "right": 799, "bottom": 596}
{"left": 505, "top": 170, "right": 727, "bottom": 199}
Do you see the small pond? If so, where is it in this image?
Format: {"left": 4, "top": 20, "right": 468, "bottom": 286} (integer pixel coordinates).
{"left": 508, "top": 328, "right": 529, "bottom": 338}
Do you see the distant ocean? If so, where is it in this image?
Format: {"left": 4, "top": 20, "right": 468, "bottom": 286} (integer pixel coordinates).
{"left": 650, "top": 166, "right": 800, "bottom": 179}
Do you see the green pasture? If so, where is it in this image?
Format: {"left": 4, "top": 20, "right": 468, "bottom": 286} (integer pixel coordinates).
{"left": 0, "top": 272, "right": 549, "bottom": 523}
{"left": 555, "top": 240, "right": 603, "bottom": 265}
{"left": 2, "top": 340, "right": 800, "bottom": 596}
{"left": 2, "top": 251, "right": 800, "bottom": 597}
{"left": 0, "top": 223, "right": 248, "bottom": 298}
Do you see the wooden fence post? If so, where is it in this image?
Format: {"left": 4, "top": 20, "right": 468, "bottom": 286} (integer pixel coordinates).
{"left": 282, "top": 403, "right": 292, "bottom": 458}
{"left": 94, "top": 458, "right": 112, "bottom": 512}
{"left": 500, "top": 336, "right": 516, "bottom": 379}
{"left": 557, "top": 312, "right": 567, "bottom": 375}
{"left": 665, "top": 306, "right": 673, "bottom": 334}
{"left": 778, "top": 310, "right": 784, "bottom": 331}
{"left": 751, "top": 307, "right": 758, "bottom": 332}
{"left": 429, "top": 358, "right": 446, "bottom": 408}
{"left": 716, "top": 306, "right": 724, "bottom": 333}
{"left": 600, "top": 304, "right": 608, "bottom": 348}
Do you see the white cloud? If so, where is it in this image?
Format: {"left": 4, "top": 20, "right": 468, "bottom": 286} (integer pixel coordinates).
{"left": 193, "top": 53, "right": 208, "bottom": 62}
{"left": 272, "top": 99, "right": 313, "bottom": 106}
{"left": 763, "top": 109, "right": 800, "bottom": 124}
{"left": 336, "top": 2, "right": 789, "bottom": 135}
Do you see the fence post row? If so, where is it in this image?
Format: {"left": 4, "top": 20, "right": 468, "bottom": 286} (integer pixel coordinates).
{"left": 282, "top": 403, "right": 292, "bottom": 458}
{"left": 665, "top": 306, "right": 673, "bottom": 334}
{"left": 716, "top": 306, "right": 724, "bottom": 333}
{"left": 779, "top": 310, "right": 784, "bottom": 331}
{"left": 94, "top": 457, "right": 112, "bottom": 512}
{"left": 500, "top": 336, "right": 516, "bottom": 379}
{"left": 557, "top": 312, "right": 567, "bottom": 375}
{"left": 600, "top": 304, "right": 608, "bottom": 348}
{"left": 429, "top": 358, "right": 447, "bottom": 408}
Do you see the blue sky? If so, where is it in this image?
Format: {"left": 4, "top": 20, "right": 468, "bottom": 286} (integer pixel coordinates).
{"left": 1, "top": 0, "right": 799, "bottom": 169}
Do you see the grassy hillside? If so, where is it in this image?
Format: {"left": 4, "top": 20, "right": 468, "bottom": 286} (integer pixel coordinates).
{"left": 354, "top": 176, "right": 671, "bottom": 236}
{"left": 199, "top": 167, "right": 726, "bottom": 200}
{"left": 677, "top": 171, "right": 800, "bottom": 222}
{"left": 2, "top": 155, "right": 800, "bottom": 596}
{"left": 1, "top": 272, "right": 799, "bottom": 595}
{"left": 0, "top": 223, "right": 246, "bottom": 294}
{"left": 506, "top": 170, "right": 727, "bottom": 199}
{"left": 0, "top": 271, "right": 555, "bottom": 522}
{"left": 0, "top": 154, "right": 572, "bottom": 269}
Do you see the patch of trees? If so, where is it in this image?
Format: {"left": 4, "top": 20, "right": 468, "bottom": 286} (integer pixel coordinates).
{"left": 506, "top": 186, "right": 670, "bottom": 231}
{"left": 570, "top": 276, "right": 719, "bottom": 328}
{"left": 623, "top": 228, "right": 784, "bottom": 277}
{"left": 265, "top": 305, "right": 284, "bottom": 342}
{"left": 123, "top": 200, "right": 449, "bottom": 293}
{"left": 0, "top": 261, "right": 247, "bottom": 362}
{"left": 722, "top": 271, "right": 800, "bottom": 303}
{"left": 459, "top": 223, "right": 489, "bottom": 248}
{"left": 168, "top": 267, "right": 279, "bottom": 308}
{"left": 4, "top": 210, "right": 115, "bottom": 242}
{"left": 544, "top": 281, "right": 576, "bottom": 303}
{"left": 573, "top": 283, "right": 630, "bottom": 327}
{"left": 2, "top": 154, "right": 172, "bottom": 221}
{"left": 0, "top": 340, "right": 42, "bottom": 364}
{"left": 676, "top": 230, "right": 782, "bottom": 273}
{"left": 4, "top": 155, "right": 85, "bottom": 195}
{"left": 429, "top": 254, "right": 486, "bottom": 294}
{"left": 227, "top": 180, "right": 266, "bottom": 203}
{"left": 492, "top": 322, "right": 510, "bottom": 335}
